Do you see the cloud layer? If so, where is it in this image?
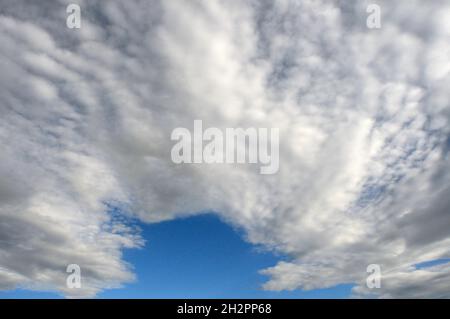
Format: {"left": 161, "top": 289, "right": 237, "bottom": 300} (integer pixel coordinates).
{"left": 0, "top": 0, "right": 450, "bottom": 297}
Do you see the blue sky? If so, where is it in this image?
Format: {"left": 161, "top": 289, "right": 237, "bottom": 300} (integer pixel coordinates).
{"left": 0, "top": 214, "right": 353, "bottom": 299}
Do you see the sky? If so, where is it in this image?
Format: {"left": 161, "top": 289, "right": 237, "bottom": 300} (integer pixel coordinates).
{"left": 1, "top": 0, "right": 450, "bottom": 299}
{"left": 0, "top": 214, "right": 353, "bottom": 298}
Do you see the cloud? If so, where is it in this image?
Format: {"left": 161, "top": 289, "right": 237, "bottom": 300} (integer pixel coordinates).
{"left": 0, "top": 0, "right": 449, "bottom": 298}
{"left": 352, "top": 262, "right": 450, "bottom": 298}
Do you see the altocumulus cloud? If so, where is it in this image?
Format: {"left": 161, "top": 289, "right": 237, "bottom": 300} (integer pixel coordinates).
{"left": 0, "top": 0, "right": 450, "bottom": 298}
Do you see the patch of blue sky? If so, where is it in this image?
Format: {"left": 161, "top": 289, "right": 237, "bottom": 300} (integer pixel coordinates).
{"left": 414, "top": 258, "right": 450, "bottom": 270}
{"left": 0, "top": 213, "right": 354, "bottom": 299}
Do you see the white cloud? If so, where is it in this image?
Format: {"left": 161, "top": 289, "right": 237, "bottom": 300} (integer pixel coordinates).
{"left": 0, "top": 0, "right": 450, "bottom": 298}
